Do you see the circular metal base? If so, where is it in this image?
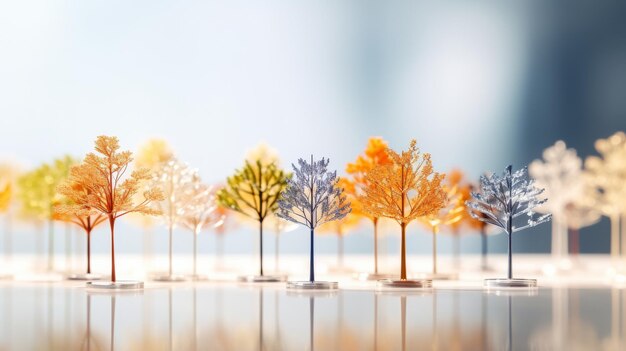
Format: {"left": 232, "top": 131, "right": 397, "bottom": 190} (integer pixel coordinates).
{"left": 419, "top": 272, "right": 458, "bottom": 280}
{"left": 286, "top": 281, "right": 338, "bottom": 290}
{"left": 187, "top": 274, "right": 209, "bottom": 281}
{"left": 355, "top": 272, "right": 396, "bottom": 281}
{"left": 151, "top": 274, "right": 188, "bottom": 282}
{"left": 67, "top": 273, "right": 103, "bottom": 281}
{"left": 238, "top": 275, "right": 288, "bottom": 283}
{"left": 86, "top": 280, "right": 144, "bottom": 290}
{"left": 484, "top": 278, "right": 537, "bottom": 288}
{"left": 377, "top": 279, "right": 432, "bottom": 289}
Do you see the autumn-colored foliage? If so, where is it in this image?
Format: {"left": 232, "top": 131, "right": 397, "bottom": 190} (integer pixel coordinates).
{"left": 61, "top": 136, "right": 163, "bottom": 282}
{"left": 359, "top": 140, "right": 446, "bottom": 280}
{"left": 0, "top": 183, "right": 11, "bottom": 213}
{"left": 17, "top": 155, "right": 76, "bottom": 270}
{"left": 345, "top": 137, "right": 393, "bottom": 274}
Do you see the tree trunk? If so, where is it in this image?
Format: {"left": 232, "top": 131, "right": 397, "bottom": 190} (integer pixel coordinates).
{"left": 309, "top": 227, "right": 315, "bottom": 282}
{"left": 259, "top": 220, "right": 264, "bottom": 277}
{"left": 47, "top": 219, "right": 54, "bottom": 272}
{"left": 275, "top": 232, "right": 280, "bottom": 273}
{"left": 373, "top": 218, "right": 379, "bottom": 274}
{"left": 400, "top": 222, "right": 407, "bottom": 280}
{"left": 481, "top": 227, "right": 487, "bottom": 270}
{"left": 87, "top": 228, "right": 92, "bottom": 274}
{"left": 193, "top": 227, "right": 198, "bottom": 277}
{"left": 109, "top": 215, "right": 116, "bottom": 282}
{"left": 168, "top": 223, "right": 173, "bottom": 277}
{"left": 338, "top": 234, "right": 344, "bottom": 268}
{"left": 507, "top": 215, "right": 513, "bottom": 280}
{"left": 432, "top": 225, "right": 438, "bottom": 275}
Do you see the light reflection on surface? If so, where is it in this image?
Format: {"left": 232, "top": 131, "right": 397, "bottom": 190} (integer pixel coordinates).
{"left": 0, "top": 283, "right": 624, "bottom": 351}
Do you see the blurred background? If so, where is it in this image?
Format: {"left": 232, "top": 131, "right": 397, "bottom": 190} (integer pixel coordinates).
{"left": 0, "top": 0, "right": 625, "bottom": 258}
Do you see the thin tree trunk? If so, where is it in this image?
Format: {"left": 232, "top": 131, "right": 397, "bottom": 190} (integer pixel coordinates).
{"left": 259, "top": 220, "right": 264, "bottom": 276}
{"left": 193, "top": 227, "right": 198, "bottom": 277}
{"left": 507, "top": 215, "right": 513, "bottom": 280}
{"left": 47, "top": 219, "right": 54, "bottom": 272}
{"left": 400, "top": 222, "right": 407, "bottom": 280}
{"left": 481, "top": 227, "right": 488, "bottom": 270}
{"left": 432, "top": 225, "right": 438, "bottom": 275}
{"left": 569, "top": 228, "right": 580, "bottom": 256}
{"left": 338, "top": 234, "right": 344, "bottom": 268}
{"left": 109, "top": 216, "right": 116, "bottom": 282}
{"left": 610, "top": 214, "right": 619, "bottom": 262}
{"left": 86, "top": 229, "right": 92, "bottom": 274}
{"left": 373, "top": 218, "right": 379, "bottom": 274}
{"left": 275, "top": 233, "right": 279, "bottom": 273}
{"left": 309, "top": 227, "right": 315, "bottom": 282}
{"left": 168, "top": 223, "right": 173, "bottom": 277}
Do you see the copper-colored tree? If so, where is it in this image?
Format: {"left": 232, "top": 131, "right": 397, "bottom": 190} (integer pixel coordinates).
{"left": 359, "top": 140, "right": 446, "bottom": 280}
{"left": 63, "top": 136, "right": 163, "bottom": 282}
{"left": 346, "top": 137, "right": 392, "bottom": 275}
{"left": 55, "top": 181, "right": 107, "bottom": 275}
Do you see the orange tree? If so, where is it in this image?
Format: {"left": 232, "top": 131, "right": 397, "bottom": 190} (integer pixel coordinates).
{"left": 345, "top": 137, "right": 391, "bottom": 274}
{"left": 358, "top": 140, "right": 446, "bottom": 280}
{"left": 62, "top": 136, "right": 163, "bottom": 282}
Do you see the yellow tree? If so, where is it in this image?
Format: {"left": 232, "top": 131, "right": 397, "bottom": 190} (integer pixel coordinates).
{"left": 16, "top": 156, "right": 76, "bottom": 271}
{"left": 359, "top": 140, "right": 446, "bottom": 281}
{"left": 217, "top": 156, "right": 289, "bottom": 278}
{"left": 318, "top": 177, "right": 363, "bottom": 271}
{"left": 346, "top": 137, "right": 392, "bottom": 276}
{"left": 419, "top": 170, "right": 465, "bottom": 277}
{"left": 62, "top": 136, "right": 163, "bottom": 282}
{"left": 54, "top": 181, "right": 107, "bottom": 277}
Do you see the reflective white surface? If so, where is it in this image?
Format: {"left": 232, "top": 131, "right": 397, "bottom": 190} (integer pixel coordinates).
{"left": 0, "top": 254, "right": 624, "bottom": 350}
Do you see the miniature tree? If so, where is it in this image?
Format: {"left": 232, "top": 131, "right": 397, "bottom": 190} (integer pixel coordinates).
{"left": 443, "top": 171, "right": 474, "bottom": 269}
{"left": 149, "top": 158, "right": 196, "bottom": 280}
{"left": 211, "top": 201, "right": 235, "bottom": 270}
{"left": 358, "top": 140, "right": 446, "bottom": 285}
{"left": 132, "top": 138, "right": 175, "bottom": 263}
{"left": 346, "top": 137, "right": 392, "bottom": 277}
{"left": 418, "top": 171, "right": 465, "bottom": 279}
{"left": 466, "top": 184, "right": 497, "bottom": 271}
{"left": 177, "top": 173, "right": 222, "bottom": 278}
{"left": 55, "top": 180, "right": 107, "bottom": 278}
{"left": 318, "top": 177, "right": 363, "bottom": 272}
{"left": 529, "top": 141, "right": 587, "bottom": 267}
{"left": 277, "top": 155, "right": 350, "bottom": 288}
{"left": 265, "top": 213, "right": 297, "bottom": 273}
{"left": 16, "top": 156, "right": 76, "bottom": 272}
{"left": 584, "top": 132, "right": 626, "bottom": 263}
{"left": 563, "top": 201, "right": 600, "bottom": 256}
{"left": 217, "top": 153, "right": 289, "bottom": 280}
{"left": 64, "top": 136, "right": 163, "bottom": 286}
{"left": 466, "top": 165, "right": 551, "bottom": 287}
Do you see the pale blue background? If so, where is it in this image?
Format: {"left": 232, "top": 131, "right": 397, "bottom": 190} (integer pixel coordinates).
{"left": 1, "top": 1, "right": 625, "bottom": 257}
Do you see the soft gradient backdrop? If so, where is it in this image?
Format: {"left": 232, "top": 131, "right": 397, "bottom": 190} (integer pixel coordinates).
{"left": 1, "top": 1, "right": 625, "bottom": 258}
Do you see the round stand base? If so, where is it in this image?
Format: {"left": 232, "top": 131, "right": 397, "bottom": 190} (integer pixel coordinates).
{"left": 355, "top": 272, "right": 396, "bottom": 281}
{"left": 419, "top": 272, "right": 458, "bottom": 280}
{"left": 67, "top": 273, "right": 102, "bottom": 281}
{"left": 287, "top": 281, "right": 338, "bottom": 290}
{"left": 86, "top": 280, "right": 144, "bottom": 290}
{"left": 484, "top": 278, "right": 537, "bottom": 288}
{"left": 152, "top": 274, "right": 188, "bottom": 282}
{"left": 187, "top": 274, "right": 209, "bottom": 281}
{"left": 377, "top": 279, "right": 432, "bottom": 289}
{"left": 238, "top": 275, "right": 287, "bottom": 283}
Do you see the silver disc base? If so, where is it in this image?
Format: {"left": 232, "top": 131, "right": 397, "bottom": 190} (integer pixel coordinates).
{"left": 286, "top": 281, "right": 338, "bottom": 290}
{"left": 187, "top": 274, "right": 209, "bottom": 281}
{"left": 355, "top": 272, "right": 397, "bottom": 281}
{"left": 86, "top": 280, "right": 144, "bottom": 290}
{"left": 484, "top": 278, "right": 537, "bottom": 288}
{"left": 377, "top": 279, "right": 433, "bottom": 289}
{"left": 67, "top": 273, "right": 103, "bottom": 281}
{"left": 418, "top": 272, "right": 458, "bottom": 280}
{"left": 151, "top": 274, "right": 188, "bottom": 282}
{"left": 238, "top": 274, "right": 288, "bottom": 283}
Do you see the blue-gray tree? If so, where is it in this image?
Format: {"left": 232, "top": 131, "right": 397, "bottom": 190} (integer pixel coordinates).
{"left": 466, "top": 165, "right": 551, "bottom": 279}
{"left": 277, "top": 155, "right": 351, "bottom": 282}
